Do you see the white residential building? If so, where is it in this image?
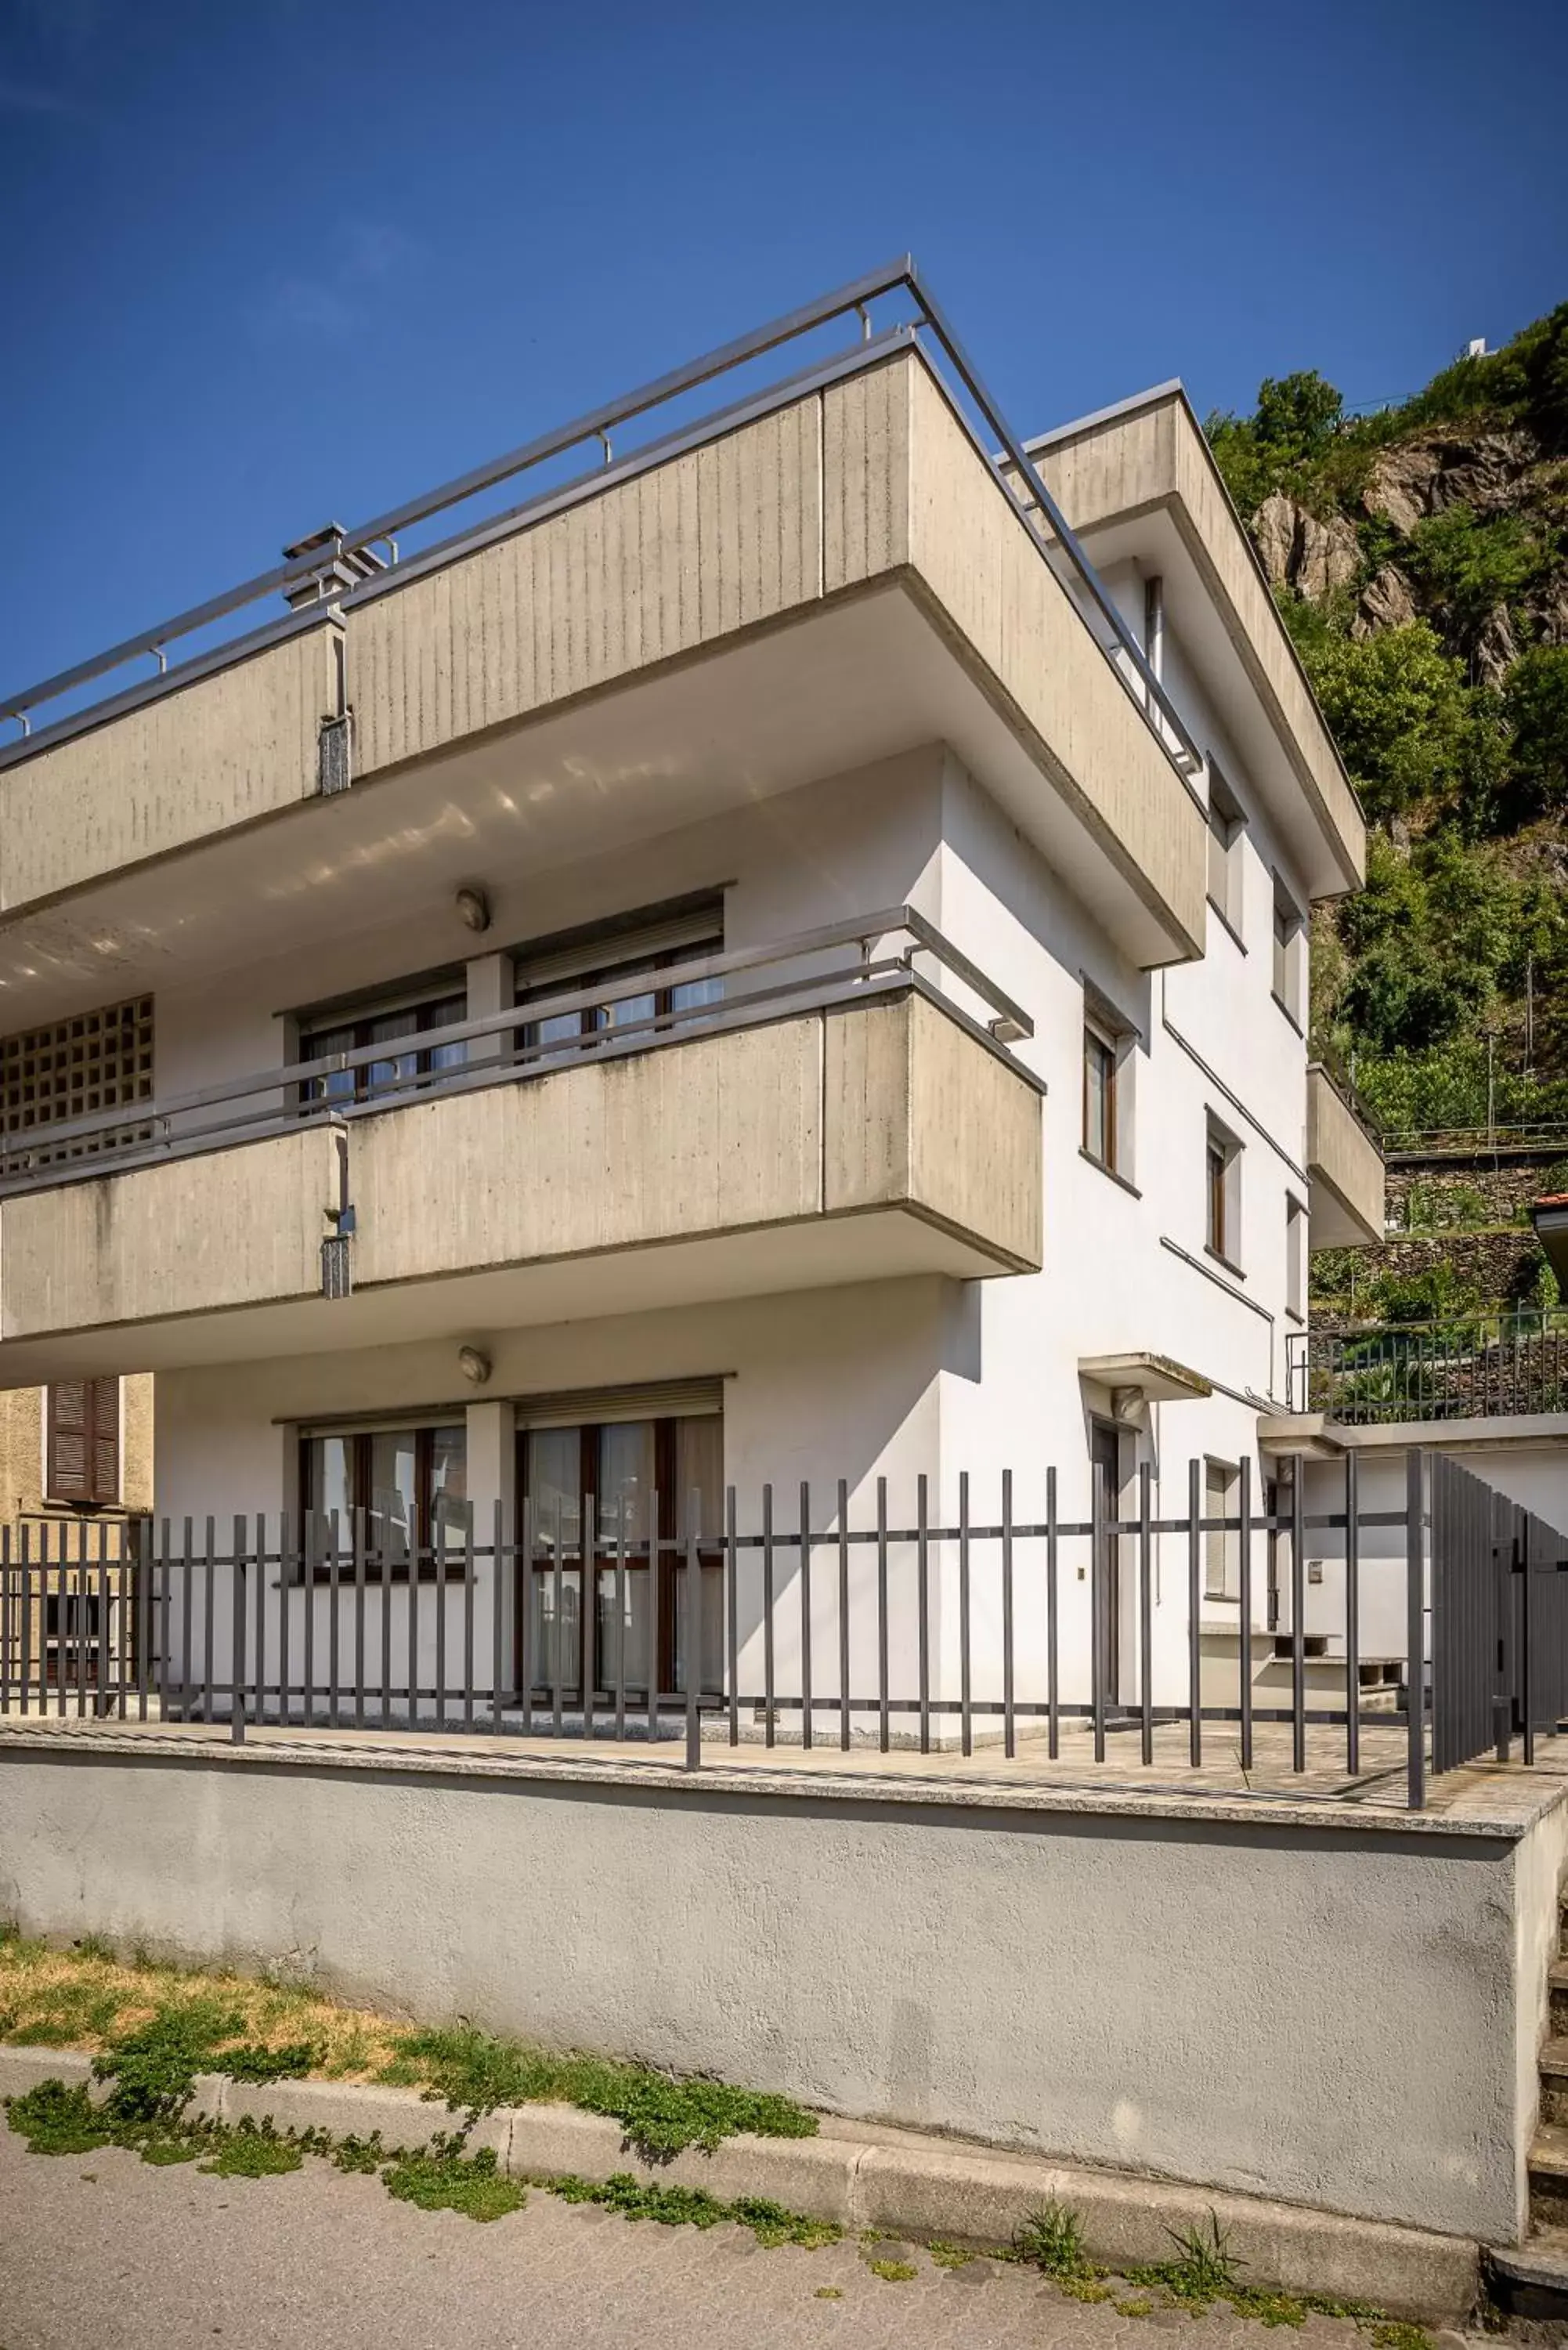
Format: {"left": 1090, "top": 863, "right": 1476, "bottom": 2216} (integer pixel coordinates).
{"left": 0, "top": 268, "right": 1380, "bottom": 1726}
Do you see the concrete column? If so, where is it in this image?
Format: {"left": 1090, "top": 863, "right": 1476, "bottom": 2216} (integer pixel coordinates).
{"left": 466, "top": 950, "right": 512, "bottom": 1068}
{"left": 465, "top": 1397, "right": 509, "bottom": 1534}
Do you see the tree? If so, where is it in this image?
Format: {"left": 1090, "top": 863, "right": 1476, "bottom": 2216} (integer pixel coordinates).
{"left": 1501, "top": 646, "right": 1568, "bottom": 822}
{"left": 1284, "top": 610, "right": 1471, "bottom": 820}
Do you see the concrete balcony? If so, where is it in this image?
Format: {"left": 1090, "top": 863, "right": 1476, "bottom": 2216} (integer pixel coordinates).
{"left": 0, "top": 272, "right": 1208, "bottom": 1029}
{"left": 0, "top": 916, "right": 1043, "bottom": 1380}
{"left": 1306, "top": 1062, "right": 1386, "bottom": 1246}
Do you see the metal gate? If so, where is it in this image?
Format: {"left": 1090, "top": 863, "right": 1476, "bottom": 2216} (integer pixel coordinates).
{"left": 1430, "top": 1451, "right": 1568, "bottom": 1773}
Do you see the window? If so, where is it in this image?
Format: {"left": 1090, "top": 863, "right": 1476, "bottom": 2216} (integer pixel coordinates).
{"left": 518, "top": 1408, "right": 724, "bottom": 1699}
{"left": 298, "top": 1421, "right": 467, "bottom": 1574}
{"left": 2, "top": 997, "right": 154, "bottom": 1171}
{"left": 1206, "top": 767, "right": 1244, "bottom": 935}
{"left": 299, "top": 988, "right": 467, "bottom": 1108}
{"left": 1285, "top": 1195, "right": 1306, "bottom": 1319}
{"left": 515, "top": 901, "right": 724, "bottom": 1059}
{"left": 1205, "top": 1118, "right": 1242, "bottom": 1269}
{"left": 1204, "top": 1459, "right": 1240, "bottom": 1601}
{"left": 1082, "top": 1024, "right": 1117, "bottom": 1171}
{"left": 46, "top": 1379, "right": 121, "bottom": 1507}
{"left": 1272, "top": 884, "right": 1304, "bottom": 1025}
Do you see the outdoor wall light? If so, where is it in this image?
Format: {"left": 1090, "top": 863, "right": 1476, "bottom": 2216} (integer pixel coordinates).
{"left": 455, "top": 884, "right": 491, "bottom": 934}
{"left": 457, "top": 1346, "right": 492, "bottom": 1386}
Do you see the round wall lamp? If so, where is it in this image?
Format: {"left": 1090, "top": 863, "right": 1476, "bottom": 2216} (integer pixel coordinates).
{"left": 455, "top": 884, "right": 491, "bottom": 934}
{"left": 457, "top": 1345, "right": 492, "bottom": 1386}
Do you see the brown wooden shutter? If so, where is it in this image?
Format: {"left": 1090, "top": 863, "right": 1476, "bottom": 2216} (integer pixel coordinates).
{"left": 45, "top": 1377, "right": 120, "bottom": 1506}
{"left": 46, "top": 1382, "right": 91, "bottom": 1502}
{"left": 89, "top": 1376, "right": 120, "bottom": 1507}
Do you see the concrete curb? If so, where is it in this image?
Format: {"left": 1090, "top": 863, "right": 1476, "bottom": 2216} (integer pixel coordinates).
{"left": 0, "top": 2048, "right": 1477, "bottom": 2322}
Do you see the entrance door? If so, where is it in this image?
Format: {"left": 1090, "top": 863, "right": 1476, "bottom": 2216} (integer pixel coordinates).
{"left": 1090, "top": 1421, "right": 1122, "bottom": 1708}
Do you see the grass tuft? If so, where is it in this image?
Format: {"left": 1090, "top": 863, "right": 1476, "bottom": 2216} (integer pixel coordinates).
{"left": 381, "top": 2136, "right": 524, "bottom": 2222}
{"left": 5, "top": 2080, "right": 115, "bottom": 2157}
{"left": 1012, "top": 2199, "right": 1098, "bottom": 2282}
{"left": 540, "top": 2169, "right": 840, "bottom": 2247}
{"left": 1125, "top": 2212, "right": 1245, "bottom": 2305}
{"left": 867, "top": 2258, "right": 918, "bottom": 2282}
{"left": 197, "top": 2121, "right": 303, "bottom": 2178}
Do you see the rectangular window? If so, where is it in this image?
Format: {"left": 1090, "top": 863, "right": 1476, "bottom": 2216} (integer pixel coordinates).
{"left": 1272, "top": 884, "right": 1304, "bottom": 1025}
{"left": 1206, "top": 767, "right": 1244, "bottom": 935}
{"left": 518, "top": 1408, "right": 724, "bottom": 1701}
{"left": 1206, "top": 1118, "right": 1242, "bottom": 1269}
{"left": 298, "top": 1421, "right": 468, "bottom": 1574}
{"left": 46, "top": 1378, "right": 121, "bottom": 1507}
{"left": 1082, "top": 1025, "right": 1117, "bottom": 1170}
{"left": 1204, "top": 1459, "right": 1240, "bottom": 1600}
{"left": 515, "top": 903, "right": 724, "bottom": 1060}
{"left": 1286, "top": 1195, "right": 1306, "bottom": 1319}
{"left": 299, "top": 989, "right": 467, "bottom": 1108}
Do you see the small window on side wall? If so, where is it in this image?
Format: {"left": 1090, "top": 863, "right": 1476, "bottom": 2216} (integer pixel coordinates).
{"left": 1082, "top": 1023, "right": 1117, "bottom": 1172}
{"left": 1205, "top": 1117, "right": 1242, "bottom": 1270}
{"left": 1286, "top": 1195, "right": 1307, "bottom": 1319}
{"left": 46, "top": 1379, "right": 121, "bottom": 1509}
{"left": 1206, "top": 767, "right": 1245, "bottom": 936}
{"left": 1272, "top": 883, "right": 1305, "bottom": 1026}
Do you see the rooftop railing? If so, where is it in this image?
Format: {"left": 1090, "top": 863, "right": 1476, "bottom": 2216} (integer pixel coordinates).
{"left": 0, "top": 258, "right": 1202, "bottom": 786}
{"left": 1287, "top": 1311, "right": 1568, "bottom": 1424}
{"left": 0, "top": 906, "right": 1036, "bottom": 1198}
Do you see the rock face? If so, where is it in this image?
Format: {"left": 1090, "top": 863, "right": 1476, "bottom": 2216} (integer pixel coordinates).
{"left": 1252, "top": 491, "right": 1298, "bottom": 589}
{"left": 1473, "top": 602, "right": 1519, "bottom": 686}
{"left": 1352, "top": 565, "right": 1418, "bottom": 638}
{"left": 1251, "top": 491, "right": 1360, "bottom": 600}
{"left": 1363, "top": 428, "right": 1539, "bottom": 534}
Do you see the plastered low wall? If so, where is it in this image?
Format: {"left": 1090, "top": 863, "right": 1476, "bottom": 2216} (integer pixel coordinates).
{"left": 0, "top": 1743, "right": 1553, "bottom": 2244}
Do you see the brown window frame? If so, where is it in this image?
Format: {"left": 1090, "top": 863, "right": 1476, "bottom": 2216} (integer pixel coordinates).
{"left": 297, "top": 1422, "right": 468, "bottom": 1581}
{"left": 1082, "top": 1022, "right": 1118, "bottom": 1172}
{"left": 298, "top": 989, "right": 468, "bottom": 1108}
{"left": 516, "top": 1416, "right": 723, "bottom": 1699}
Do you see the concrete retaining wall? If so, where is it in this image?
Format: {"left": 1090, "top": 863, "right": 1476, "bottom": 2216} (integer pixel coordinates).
{"left": 0, "top": 1742, "right": 1555, "bottom": 2245}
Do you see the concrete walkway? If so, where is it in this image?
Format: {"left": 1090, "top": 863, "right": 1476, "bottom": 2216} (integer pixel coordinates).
{"left": 0, "top": 2124, "right": 1463, "bottom": 2350}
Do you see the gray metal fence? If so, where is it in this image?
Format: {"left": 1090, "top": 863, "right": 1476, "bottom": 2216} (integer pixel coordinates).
{"left": 1287, "top": 1312, "right": 1568, "bottom": 1424}
{"left": 3, "top": 1452, "right": 1565, "bottom": 1811}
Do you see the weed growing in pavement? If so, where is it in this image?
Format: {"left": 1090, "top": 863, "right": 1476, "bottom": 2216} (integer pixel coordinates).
{"left": 540, "top": 2169, "right": 840, "bottom": 2247}
{"left": 381, "top": 2136, "right": 524, "bottom": 2222}
{"left": 197, "top": 2121, "right": 304, "bottom": 2178}
{"left": 927, "top": 2240, "right": 976, "bottom": 2269}
{"left": 381, "top": 2022, "right": 817, "bottom": 2158}
{"left": 867, "top": 2258, "right": 917, "bottom": 2281}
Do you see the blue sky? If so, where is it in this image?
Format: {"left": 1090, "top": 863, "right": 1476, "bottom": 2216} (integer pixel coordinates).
{"left": 2, "top": 0, "right": 1564, "bottom": 706}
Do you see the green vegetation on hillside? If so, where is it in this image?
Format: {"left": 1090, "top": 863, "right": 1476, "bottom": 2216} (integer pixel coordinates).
{"left": 1204, "top": 307, "right": 1568, "bottom": 1144}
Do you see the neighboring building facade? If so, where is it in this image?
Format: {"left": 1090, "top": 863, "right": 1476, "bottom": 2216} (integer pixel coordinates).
{"left": 0, "top": 291, "right": 1380, "bottom": 1720}
{"left": 0, "top": 1375, "right": 154, "bottom": 1695}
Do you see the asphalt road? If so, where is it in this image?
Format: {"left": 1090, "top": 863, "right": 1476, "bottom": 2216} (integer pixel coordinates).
{"left": 0, "top": 2124, "right": 1439, "bottom": 2350}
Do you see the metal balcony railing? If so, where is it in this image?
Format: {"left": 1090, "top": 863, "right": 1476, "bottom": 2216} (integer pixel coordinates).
{"left": 1287, "top": 1311, "right": 1568, "bottom": 1424}
{"left": 0, "top": 906, "right": 1035, "bottom": 1198}
{"left": 0, "top": 258, "right": 1202, "bottom": 788}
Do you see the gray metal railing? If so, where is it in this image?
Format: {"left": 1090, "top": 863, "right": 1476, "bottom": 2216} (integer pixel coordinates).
{"left": 0, "top": 259, "right": 1202, "bottom": 786}
{"left": 7, "top": 1449, "right": 1559, "bottom": 1810}
{"left": 0, "top": 906, "right": 1033, "bottom": 1197}
{"left": 1287, "top": 1312, "right": 1568, "bottom": 1424}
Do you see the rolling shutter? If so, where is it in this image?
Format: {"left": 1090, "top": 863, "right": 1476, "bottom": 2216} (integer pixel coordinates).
{"left": 46, "top": 1377, "right": 120, "bottom": 1506}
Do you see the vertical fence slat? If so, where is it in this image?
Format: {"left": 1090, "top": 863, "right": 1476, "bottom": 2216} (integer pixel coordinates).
{"left": 916, "top": 1473, "right": 930, "bottom": 1756}
{"left": 581, "top": 1495, "right": 597, "bottom": 1743}
{"left": 761, "top": 1484, "right": 774, "bottom": 1750}
{"left": 1002, "top": 1468, "right": 1015, "bottom": 1763}
{"left": 723, "top": 1487, "right": 736, "bottom": 1749}
{"left": 552, "top": 1494, "right": 565, "bottom": 1741}
{"left": 519, "top": 1496, "right": 534, "bottom": 1737}
{"left": 328, "top": 1510, "right": 342, "bottom": 1731}
{"left": 1138, "top": 1462, "right": 1153, "bottom": 1767}
{"left": 1046, "top": 1466, "right": 1059, "bottom": 1761}
{"left": 685, "top": 1509, "right": 701, "bottom": 1773}
{"left": 1345, "top": 1452, "right": 1360, "bottom": 1777}
{"left": 876, "top": 1477, "right": 889, "bottom": 1755}
{"left": 799, "top": 1481, "right": 812, "bottom": 1752}
{"left": 837, "top": 1477, "right": 851, "bottom": 1754}
{"left": 1290, "top": 1462, "right": 1306, "bottom": 1775}
{"left": 1407, "top": 1449, "right": 1426, "bottom": 1809}
{"left": 1187, "top": 1457, "right": 1201, "bottom": 1767}
{"left": 490, "top": 1499, "right": 504, "bottom": 1737}
{"left": 229, "top": 1516, "right": 244, "bottom": 1745}
{"left": 1091, "top": 1466, "right": 1106, "bottom": 1764}
{"left": 1237, "top": 1459, "right": 1253, "bottom": 1773}
{"left": 959, "top": 1471, "right": 972, "bottom": 1760}
{"left": 353, "top": 1509, "right": 367, "bottom": 1733}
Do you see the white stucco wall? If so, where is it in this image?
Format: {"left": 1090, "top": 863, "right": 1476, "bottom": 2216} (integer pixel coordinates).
{"left": 0, "top": 1744, "right": 1554, "bottom": 2247}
